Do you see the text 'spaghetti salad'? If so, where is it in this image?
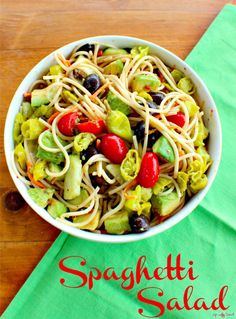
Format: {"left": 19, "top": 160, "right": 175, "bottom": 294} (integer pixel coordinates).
{"left": 13, "top": 43, "right": 212, "bottom": 234}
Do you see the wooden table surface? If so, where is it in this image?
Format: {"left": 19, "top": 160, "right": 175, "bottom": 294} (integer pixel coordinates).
{"left": 0, "top": 0, "right": 235, "bottom": 314}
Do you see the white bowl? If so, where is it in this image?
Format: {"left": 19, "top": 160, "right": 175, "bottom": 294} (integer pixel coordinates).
{"left": 4, "top": 35, "right": 222, "bottom": 243}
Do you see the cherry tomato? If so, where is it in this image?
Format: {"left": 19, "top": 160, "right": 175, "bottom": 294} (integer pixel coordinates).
{"left": 97, "top": 50, "right": 103, "bottom": 57}
{"left": 138, "top": 152, "right": 160, "bottom": 188}
{"left": 57, "top": 112, "right": 79, "bottom": 136}
{"left": 76, "top": 119, "right": 106, "bottom": 135}
{"left": 100, "top": 134, "right": 128, "bottom": 164}
{"left": 166, "top": 112, "right": 185, "bottom": 128}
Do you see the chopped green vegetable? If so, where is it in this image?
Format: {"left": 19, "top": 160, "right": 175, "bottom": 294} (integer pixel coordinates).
{"left": 32, "top": 105, "right": 54, "bottom": 119}
{"left": 152, "top": 177, "right": 172, "bottom": 195}
{"left": 106, "top": 110, "right": 133, "bottom": 142}
{"left": 187, "top": 160, "right": 209, "bottom": 194}
{"left": 37, "top": 148, "right": 64, "bottom": 164}
{"left": 74, "top": 133, "right": 96, "bottom": 153}
{"left": 103, "top": 59, "right": 124, "bottom": 75}
{"left": 28, "top": 188, "right": 54, "bottom": 208}
{"left": 140, "top": 187, "right": 152, "bottom": 201}
{"left": 47, "top": 198, "right": 67, "bottom": 218}
{"left": 177, "top": 77, "right": 194, "bottom": 94}
{"left": 153, "top": 136, "right": 175, "bottom": 163}
{"left": 103, "top": 48, "right": 128, "bottom": 56}
{"left": 20, "top": 102, "right": 33, "bottom": 120}
{"left": 49, "top": 65, "right": 63, "bottom": 75}
{"left": 31, "top": 85, "right": 58, "bottom": 107}
{"left": 196, "top": 146, "right": 212, "bottom": 172}
{"left": 21, "top": 118, "right": 45, "bottom": 140}
{"left": 125, "top": 185, "right": 142, "bottom": 211}
{"left": 46, "top": 163, "right": 65, "bottom": 181}
{"left": 13, "top": 113, "right": 24, "bottom": 144}
{"left": 138, "top": 202, "right": 151, "bottom": 219}
{"left": 131, "top": 74, "right": 160, "bottom": 92}
{"left": 151, "top": 191, "right": 181, "bottom": 216}
{"left": 62, "top": 89, "right": 78, "bottom": 103}
{"left": 104, "top": 210, "right": 131, "bottom": 234}
{"left": 171, "top": 69, "right": 184, "bottom": 83}
{"left": 131, "top": 46, "right": 149, "bottom": 58}
{"left": 177, "top": 172, "right": 189, "bottom": 193}
{"left": 64, "top": 155, "right": 82, "bottom": 200}
{"left": 33, "top": 160, "right": 47, "bottom": 181}
{"left": 194, "top": 118, "right": 209, "bottom": 147}
{"left": 106, "top": 164, "right": 124, "bottom": 184}
{"left": 106, "top": 91, "right": 131, "bottom": 115}
{"left": 36, "top": 131, "right": 66, "bottom": 164}
{"left": 120, "top": 149, "right": 141, "bottom": 181}
{"left": 185, "top": 101, "right": 199, "bottom": 118}
{"left": 14, "top": 143, "right": 27, "bottom": 170}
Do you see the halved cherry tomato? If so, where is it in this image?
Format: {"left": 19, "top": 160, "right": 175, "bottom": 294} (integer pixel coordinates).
{"left": 76, "top": 119, "right": 106, "bottom": 135}
{"left": 97, "top": 50, "right": 103, "bottom": 57}
{"left": 138, "top": 152, "right": 160, "bottom": 188}
{"left": 166, "top": 112, "right": 185, "bottom": 128}
{"left": 100, "top": 134, "right": 128, "bottom": 164}
{"left": 57, "top": 112, "right": 79, "bottom": 136}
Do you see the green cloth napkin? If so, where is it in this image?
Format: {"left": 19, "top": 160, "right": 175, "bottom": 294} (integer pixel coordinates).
{"left": 2, "top": 4, "right": 236, "bottom": 319}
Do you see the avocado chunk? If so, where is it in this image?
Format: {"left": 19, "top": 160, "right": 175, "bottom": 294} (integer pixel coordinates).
{"left": 152, "top": 136, "right": 175, "bottom": 163}
{"left": 106, "top": 91, "right": 131, "bottom": 115}
{"left": 31, "top": 85, "right": 58, "bottom": 107}
{"left": 68, "top": 189, "right": 90, "bottom": 210}
{"left": 28, "top": 188, "right": 54, "bottom": 208}
{"left": 151, "top": 191, "right": 181, "bottom": 216}
{"left": 47, "top": 198, "right": 67, "bottom": 218}
{"left": 104, "top": 210, "right": 131, "bottom": 234}
{"left": 104, "top": 59, "right": 124, "bottom": 76}
{"left": 131, "top": 74, "right": 160, "bottom": 92}
{"left": 73, "top": 211, "right": 101, "bottom": 230}
{"left": 103, "top": 48, "right": 128, "bottom": 56}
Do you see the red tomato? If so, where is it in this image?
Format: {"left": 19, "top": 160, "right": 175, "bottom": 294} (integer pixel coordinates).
{"left": 97, "top": 50, "right": 103, "bottom": 57}
{"left": 57, "top": 112, "right": 79, "bottom": 136}
{"left": 100, "top": 134, "right": 128, "bottom": 164}
{"left": 166, "top": 112, "right": 185, "bottom": 128}
{"left": 138, "top": 152, "right": 160, "bottom": 188}
{"left": 76, "top": 119, "right": 106, "bottom": 135}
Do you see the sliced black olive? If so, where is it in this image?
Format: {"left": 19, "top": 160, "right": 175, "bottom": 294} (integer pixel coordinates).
{"left": 148, "top": 131, "right": 159, "bottom": 147}
{"left": 122, "top": 47, "right": 132, "bottom": 53}
{"left": 80, "top": 143, "right": 98, "bottom": 164}
{"left": 73, "top": 69, "right": 83, "bottom": 80}
{"left": 129, "top": 214, "right": 150, "bottom": 233}
{"left": 147, "top": 101, "right": 159, "bottom": 109}
{"left": 83, "top": 74, "right": 102, "bottom": 94}
{"left": 133, "top": 121, "right": 145, "bottom": 141}
{"left": 90, "top": 175, "right": 109, "bottom": 194}
{"left": 77, "top": 43, "right": 95, "bottom": 53}
{"left": 4, "top": 191, "right": 25, "bottom": 211}
{"left": 149, "top": 92, "right": 165, "bottom": 105}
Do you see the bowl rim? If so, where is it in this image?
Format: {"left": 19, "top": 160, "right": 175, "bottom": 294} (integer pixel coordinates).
{"left": 4, "top": 35, "right": 222, "bottom": 243}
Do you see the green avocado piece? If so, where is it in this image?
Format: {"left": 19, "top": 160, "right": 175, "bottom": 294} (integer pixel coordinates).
{"left": 107, "top": 91, "right": 131, "bottom": 115}
{"left": 104, "top": 59, "right": 124, "bottom": 75}
{"left": 47, "top": 198, "right": 67, "bottom": 218}
{"left": 103, "top": 48, "right": 128, "bottom": 56}
{"left": 131, "top": 74, "right": 160, "bottom": 92}
{"left": 68, "top": 189, "right": 90, "bottom": 210}
{"left": 28, "top": 188, "right": 54, "bottom": 208}
{"left": 151, "top": 191, "right": 181, "bottom": 216}
{"left": 104, "top": 210, "right": 131, "bottom": 234}
{"left": 152, "top": 136, "right": 175, "bottom": 163}
{"left": 31, "top": 85, "right": 58, "bottom": 107}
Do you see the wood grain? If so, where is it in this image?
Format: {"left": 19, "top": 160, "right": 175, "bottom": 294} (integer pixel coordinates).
{"left": 0, "top": 0, "right": 234, "bottom": 314}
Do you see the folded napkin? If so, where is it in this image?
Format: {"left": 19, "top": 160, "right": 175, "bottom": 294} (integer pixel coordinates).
{"left": 2, "top": 4, "right": 236, "bottom": 319}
